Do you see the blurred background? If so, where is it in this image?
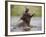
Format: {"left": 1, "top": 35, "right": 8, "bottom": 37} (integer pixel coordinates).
{"left": 11, "top": 5, "right": 42, "bottom": 17}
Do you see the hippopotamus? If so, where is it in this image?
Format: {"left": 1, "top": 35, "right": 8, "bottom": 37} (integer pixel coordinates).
{"left": 19, "top": 8, "right": 34, "bottom": 31}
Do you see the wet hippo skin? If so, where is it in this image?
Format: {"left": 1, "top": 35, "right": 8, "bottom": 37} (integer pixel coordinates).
{"left": 19, "top": 8, "right": 34, "bottom": 31}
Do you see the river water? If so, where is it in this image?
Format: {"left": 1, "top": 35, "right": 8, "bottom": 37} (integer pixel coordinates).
{"left": 10, "top": 16, "right": 42, "bottom": 32}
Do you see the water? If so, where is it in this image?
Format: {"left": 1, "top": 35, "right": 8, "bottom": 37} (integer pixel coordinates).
{"left": 10, "top": 16, "right": 42, "bottom": 32}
